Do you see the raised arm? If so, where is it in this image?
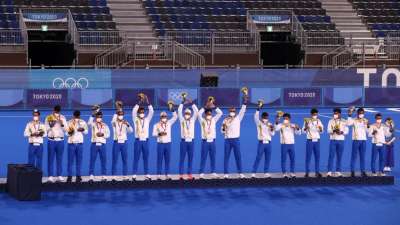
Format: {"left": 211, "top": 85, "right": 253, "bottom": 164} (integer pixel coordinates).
{"left": 191, "top": 104, "right": 199, "bottom": 121}
{"left": 254, "top": 110, "right": 260, "bottom": 125}
{"left": 198, "top": 108, "right": 205, "bottom": 123}
{"left": 238, "top": 104, "right": 246, "bottom": 121}
{"left": 214, "top": 107, "right": 223, "bottom": 122}
{"left": 147, "top": 105, "right": 154, "bottom": 121}
{"left": 178, "top": 103, "right": 184, "bottom": 121}
{"left": 132, "top": 104, "right": 139, "bottom": 120}
{"left": 169, "top": 111, "right": 178, "bottom": 125}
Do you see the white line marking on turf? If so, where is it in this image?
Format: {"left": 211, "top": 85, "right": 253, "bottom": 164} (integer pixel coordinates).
{"left": 387, "top": 108, "right": 400, "bottom": 112}
{"left": 364, "top": 108, "right": 378, "bottom": 113}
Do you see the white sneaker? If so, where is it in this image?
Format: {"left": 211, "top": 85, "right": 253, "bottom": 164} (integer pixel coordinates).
{"left": 264, "top": 173, "right": 271, "bottom": 178}
{"left": 378, "top": 172, "right": 386, "bottom": 177}
{"left": 336, "top": 172, "right": 343, "bottom": 177}
{"left": 132, "top": 175, "right": 137, "bottom": 180}
{"left": 212, "top": 173, "right": 219, "bottom": 178}
{"left": 383, "top": 167, "right": 389, "bottom": 172}
{"left": 326, "top": 172, "right": 333, "bottom": 177}
{"left": 57, "top": 176, "right": 65, "bottom": 182}
{"left": 372, "top": 173, "right": 377, "bottom": 177}
{"left": 387, "top": 167, "right": 392, "bottom": 172}
{"left": 123, "top": 176, "right": 129, "bottom": 181}
{"left": 48, "top": 176, "right": 55, "bottom": 183}
{"left": 101, "top": 176, "right": 107, "bottom": 181}
{"left": 199, "top": 173, "right": 205, "bottom": 179}
{"left": 157, "top": 175, "right": 162, "bottom": 180}
{"left": 145, "top": 174, "right": 151, "bottom": 180}
{"left": 239, "top": 173, "right": 246, "bottom": 179}
{"left": 283, "top": 173, "right": 289, "bottom": 178}
{"left": 89, "top": 174, "right": 95, "bottom": 181}
{"left": 165, "top": 175, "right": 172, "bottom": 180}
{"left": 290, "top": 173, "right": 296, "bottom": 178}
{"left": 223, "top": 174, "right": 229, "bottom": 179}
{"left": 251, "top": 173, "right": 256, "bottom": 178}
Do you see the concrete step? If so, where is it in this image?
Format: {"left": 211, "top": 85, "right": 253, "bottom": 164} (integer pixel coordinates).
{"left": 323, "top": 6, "right": 354, "bottom": 11}
{"left": 108, "top": 3, "right": 142, "bottom": 10}
{"left": 113, "top": 17, "right": 149, "bottom": 23}
{"left": 331, "top": 18, "right": 363, "bottom": 24}
{"left": 118, "top": 25, "right": 153, "bottom": 31}
{"left": 335, "top": 22, "right": 365, "bottom": 26}
{"left": 110, "top": 10, "right": 146, "bottom": 17}
{"left": 336, "top": 25, "right": 370, "bottom": 30}
{"left": 340, "top": 30, "right": 373, "bottom": 38}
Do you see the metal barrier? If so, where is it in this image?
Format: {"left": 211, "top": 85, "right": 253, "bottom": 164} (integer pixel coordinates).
{"left": 385, "top": 32, "right": 400, "bottom": 60}
{"left": 95, "top": 42, "right": 129, "bottom": 68}
{"left": 77, "top": 31, "right": 124, "bottom": 53}
{"left": 305, "top": 31, "right": 345, "bottom": 53}
{"left": 167, "top": 40, "right": 205, "bottom": 69}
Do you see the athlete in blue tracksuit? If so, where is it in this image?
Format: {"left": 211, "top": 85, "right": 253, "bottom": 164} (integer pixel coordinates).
{"left": 24, "top": 109, "right": 46, "bottom": 170}
{"left": 45, "top": 105, "right": 67, "bottom": 183}
{"left": 327, "top": 108, "right": 349, "bottom": 177}
{"left": 66, "top": 110, "right": 88, "bottom": 183}
{"left": 88, "top": 111, "right": 110, "bottom": 181}
{"left": 111, "top": 109, "right": 133, "bottom": 181}
{"left": 251, "top": 107, "right": 275, "bottom": 178}
{"left": 347, "top": 107, "right": 369, "bottom": 177}
{"left": 152, "top": 109, "right": 178, "bottom": 180}
{"left": 177, "top": 102, "right": 198, "bottom": 180}
{"left": 302, "top": 108, "right": 324, "bottom": 178}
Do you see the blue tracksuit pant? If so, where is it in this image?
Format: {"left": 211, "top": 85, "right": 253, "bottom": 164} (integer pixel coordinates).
{"left": 179, "top": 140, "right": 194, "bottom": 175}
{"left": 371, "top": 144, "right": 385, "bottom": 173}
{"left": 306, "top": 139, "right": 320, "bottom": 173}
{"left": 328, "top": 140, "right": 344, "bottom": 172}
{"left": 47, "top": 140, "right": 64, "bottom": 176}
{"left": 281, "top": 144, "right": 295, "bottom": 173}
{"left": 157, "top": 143, "right": 171, "bottom": 175}
{"left": 224, "top": 138, "right": 242, "bottom": 174}
{"left": 133, "top": 139, "right": 149, "bottom": 175}
{"left": 351, "top": 140, "right": 366, "bottom": 172}
{"left": 252, "top": 142, "right": 271, "bottom": 173}
{"left": 89, "top": 143, "right": 107, "bottom": 175}
{"left": 67, "top": 143, "right": 83, "bottom": 176}
{"left": 199, "top": 140, "right": 216, "bottom": 173}
{"left": 28, "top": 143, "right": 43, "bottom": 170}
{"left": 112, "top": 141, "right": 128, "bottom": 175}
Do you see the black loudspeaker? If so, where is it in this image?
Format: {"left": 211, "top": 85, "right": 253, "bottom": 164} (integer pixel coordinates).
{"left": 200, "top": 72, "right": 218, "bottom": 87}
{"left": 7, "top": 164, "right": 42, "bottom": 201}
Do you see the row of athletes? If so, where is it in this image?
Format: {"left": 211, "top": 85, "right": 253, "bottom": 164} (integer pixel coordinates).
{"left": 24, "top": 95, "right": 396, "bottom": 183}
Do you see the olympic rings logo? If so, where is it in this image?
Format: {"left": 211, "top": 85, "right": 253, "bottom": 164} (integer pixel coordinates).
{"left": 52, "top": 77, "right": 89, "bottom": 89}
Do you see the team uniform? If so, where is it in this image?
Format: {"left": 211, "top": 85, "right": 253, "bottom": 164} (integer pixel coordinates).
{"left": 275, "top": 122, "right": 301, "bottom": 177}
{"left": 327, "top": 118, "right": 349, "bottom": 176}
{"left": 24, "top": 120, "right": 46, "bottom": 170}
{"left": 66, "top": 118, "right": 88, "bottom": 178}
{"left": 252, "top": 111, "right": 275, "bottom": 176}
{"left": 178, "top": 104, "right": 199, "bottom": 176}
{"left": 368, "top": 123, "right": 389, "bottom": 175}
{"left": 198, "top": 107, "right": 223, "bottom": 177}
{"left": 302, "top": 118, "right": 324, "bottom": 175}
{"left": 221, "top": 105, "right": 246, "bottom": 177}
{"left": 88, "top": 117, "right": 110, "bottom": 180}
{"left": 152, "top": 112, "right": 178, "bottom": 178}
{"left": 347, "top": 117, "right": 369, "bottom": 174}
{"left": 384, "top": 128, "right": 396, "bottom": 171}
{"left": 132, "top": 105, "right": 154, "bottom": 178}
{"left": 45, "top": 113, "right": 67, "bottom": 180}
{"left": 111, "top": 116, "right": 133, "bottom": 178}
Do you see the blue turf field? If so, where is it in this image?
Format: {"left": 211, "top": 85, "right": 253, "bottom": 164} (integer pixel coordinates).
{"left": 0, "top": 107, "right": 399, "bottom": 225}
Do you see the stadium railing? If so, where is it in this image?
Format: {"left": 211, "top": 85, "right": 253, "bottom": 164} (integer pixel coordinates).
{"left": 385, "top": 32, "right": 400, "bottom": 60}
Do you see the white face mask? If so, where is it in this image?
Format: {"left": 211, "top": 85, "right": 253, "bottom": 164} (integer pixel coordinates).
{"left": 33, "top": 116, "right": 39, "bottom": 121}
{"left": 333, "top": 114, "right": 339, "bottom": 119}
{"left": 54, "top": 113, "right": 60, "bottom": 117}
{"left": 139, "top": 113, "right": 145, "bottom": 119}
{"left": 312, "top": 115, "right": 318, "bottom": 119}
{"left": 283, "top": 119, "right": 289, "bottom": 124}
{"left": 161, "top": 118, "right": 167, "bottom": 123}
{"left": 96, "top": 118, "right": 102, "bottom": 123}
{"left": 206, "top": 115, "right": 212, "bottom": 120}
{"left": 229, "top": 112, "right": 236, "bottom": 117}
{"left": 262, "top": 119, "right": 268, "bottom": 123}
{"left": 358, "top": 114, "right": 364, "bottom": 119}
{"left": 117, "top": 115, "right": 124, "bottom": 120}
{"left": 376, "top": 119, "right": 382, "bottom": 124}
{"left": 184, "top": 114, "right": 191, "bottom": 120}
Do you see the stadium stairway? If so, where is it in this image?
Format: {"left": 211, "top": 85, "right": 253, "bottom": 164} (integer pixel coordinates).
{"left": 319, "top": 0, "right": 375, "bottom": 45}
{"left": 107, "top": 0, "right": 157, "bottom": 42}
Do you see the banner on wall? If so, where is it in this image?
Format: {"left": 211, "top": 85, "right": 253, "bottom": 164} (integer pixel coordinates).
{"left": 115, "top": 89, "right": 155, "bottom": 107}
{"left": 23, "top": 13, "right": 67, "bottom": 22}
{"left": 364, "top": 88, "right": 400, "bottom": 106}
{"left": 251, "top": 15, "right": 291, "bottom": 24}
{"left": 71, "top": 89, "right": 113, "bottom": 108}
{"left": 323, "top": 87, "right": 363, "bottom": 106}
{"left": 26, "top": 89, "right": 68, "bottom": 108}
{"left": 200, "top": 88, "right": 240, "bottom": 107}
{"left": 157, "top": 88, "right": 198, "bottom": 107}
{"left": 249, "top": 88, "right": 281, "bottom": 106}
{"left": 283, "top": 88, "right": 321, "bottom": 106}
